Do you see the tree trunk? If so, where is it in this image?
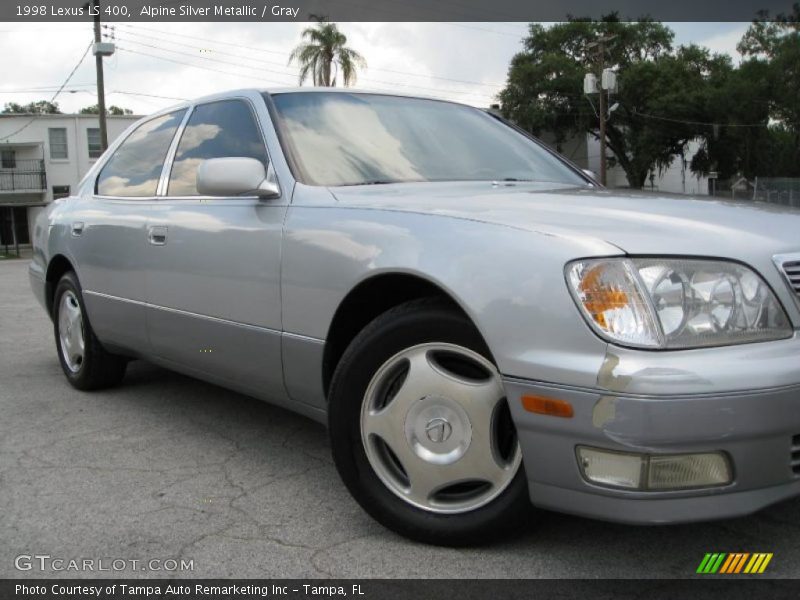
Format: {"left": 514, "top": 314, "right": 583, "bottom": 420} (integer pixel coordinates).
{"left": 324, "top": 50, "right": 334, "bottom": 87}
{"left": 623, "top": 167, "right": 649, "bottom": 189}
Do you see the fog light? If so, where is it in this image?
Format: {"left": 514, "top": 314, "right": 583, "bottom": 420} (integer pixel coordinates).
{"left": 577, "top": 447, "right": 644, "bottom": 489}
{"left": 648, "top": 453, "right": 731, "bottom": 489}
{"left": 577, "top": 447, "right": 731, "bottom": 490}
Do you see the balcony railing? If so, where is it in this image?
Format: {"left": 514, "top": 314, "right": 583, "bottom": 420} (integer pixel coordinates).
{"left": 0, "top": 159, "right": 46, "bottom": 192}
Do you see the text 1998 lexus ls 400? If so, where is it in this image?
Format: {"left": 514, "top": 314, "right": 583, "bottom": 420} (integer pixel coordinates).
{"left": 29, "top": 89, "right": 800, "bottom": 545}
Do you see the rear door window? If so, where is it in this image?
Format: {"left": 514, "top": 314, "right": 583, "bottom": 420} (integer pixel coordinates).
{"left": 96, "top": 109, "right": 186, "bottom": 197}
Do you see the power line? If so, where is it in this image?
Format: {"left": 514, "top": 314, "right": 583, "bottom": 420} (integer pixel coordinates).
{"left": 114, "top": 36, "right": 298, "bottom": 82}
{"left": 114, "top": 42, "right": 498, "bottom": 103}
{"left": 0, "top": 42, "right": 93, "bottom": 141}
{"left": 117, "top": 24, "right": 508, "bottom": 89}
{"left": 115, "top": 46, "right": 306, "bottom": 87}
{"left": 120, "top": 23, "right": 289, "bottom": 56}
{"left": 630, "top": 109, "right": 771, "bottom": 128}
{"left": 116, "top": 46, "right": 495, "bottom": 104}
{"left": 115, "top": 46, "right": 303, "bottom": 88}
{"left": 0, "top": 87, "right": 93, "bottom": 94}
{"left": 1, "top": 82, "right": 95, "bottom": 90}
{"left": 110, "top": 89, "right": 188, "bottom": 101}
{"left": 115, "top": 36, "right": 496, "bottom": 99}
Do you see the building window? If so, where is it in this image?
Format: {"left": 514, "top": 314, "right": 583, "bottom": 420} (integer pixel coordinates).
{"left": 53, "top": 185, "right": 70, "bottom": 200}
{"left": 1, "top": 150, "right": 16, "bottom": 168}
{"left": 48, "top": 128, "right": 68, "bottom": 160}
{"left": 87, "top": 128, "right": 102, "bottom": 159}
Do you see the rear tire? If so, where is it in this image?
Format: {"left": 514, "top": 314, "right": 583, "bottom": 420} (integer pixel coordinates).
{"left": 53, "top": 271, "right": 127, "bottom": 390}
{"left": 328, "top": 297, "right": 530, "bottom": 546}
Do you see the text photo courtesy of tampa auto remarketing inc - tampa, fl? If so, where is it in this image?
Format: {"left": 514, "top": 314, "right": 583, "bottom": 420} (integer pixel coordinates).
{"left": 1, "top": 0, "right": 800, "bottom": 598}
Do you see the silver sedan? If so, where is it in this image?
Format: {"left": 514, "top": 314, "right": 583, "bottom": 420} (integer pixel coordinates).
{"left": 29, "top": 88, "right": 800, "bottom": 545}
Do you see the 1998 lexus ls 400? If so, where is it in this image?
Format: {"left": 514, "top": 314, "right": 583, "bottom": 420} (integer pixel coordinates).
{"left": 29, "top": 89, "right": 800, "bottom": 545}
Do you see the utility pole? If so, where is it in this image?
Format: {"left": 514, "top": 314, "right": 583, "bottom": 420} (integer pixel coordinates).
{"left": 92, "top": 0, "right": 108, "bottom": 151}
{"left": 597, "top": 45, "right": 607, "bottom": 187}
{"left": 585, "top": 35, "right": 616, "bottom": 187}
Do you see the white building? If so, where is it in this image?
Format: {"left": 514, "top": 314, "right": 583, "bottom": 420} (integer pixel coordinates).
{"left": 585, "top": 136, "right": 710, "bottom": 195}
{"left": 0, "top": 113, "right": 140, "bottom": 250}
{"left": 538, "top": 131, "right": 710, "bottom": 195}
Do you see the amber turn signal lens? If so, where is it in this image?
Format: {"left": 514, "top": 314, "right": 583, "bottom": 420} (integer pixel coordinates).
{"left": 521, "top": 395, "right": 574, "bottom": 418}
{"left": 579, "top": 264, "right": 630, "bottom": 329}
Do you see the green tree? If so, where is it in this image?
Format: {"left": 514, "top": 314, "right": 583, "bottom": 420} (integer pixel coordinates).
{"left": 79, "top": 104, "right": 133, "bottom": 115}
{"left": 288, "top": 18, "right": 366, "bottom": 87}
{"left": 736, "top": 4, "right": 800, "bottom": 175}
{"left": 499, "top": 17, "right": 725, "bottom": 188}
{"left": 690, "top": 57, "right": 774, "bottom": 179}
{"left": 2, "top": 100, "right": 61, "bottom": 114}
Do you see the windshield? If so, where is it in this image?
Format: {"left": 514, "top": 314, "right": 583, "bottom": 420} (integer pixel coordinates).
{"left": 269, "top": 92, "right": 587, "bottom": 187}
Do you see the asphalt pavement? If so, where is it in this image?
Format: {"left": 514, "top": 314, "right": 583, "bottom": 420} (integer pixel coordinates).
{"left": 2, "top": 257, "right": 800, "bottom": 579}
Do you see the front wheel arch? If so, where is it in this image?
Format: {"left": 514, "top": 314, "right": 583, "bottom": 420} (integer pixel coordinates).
{"left": 323, "top": 272, "right": 496, "bottom": 398}
{"left": 327, "top": 297, "right": 530, "bottom": 545}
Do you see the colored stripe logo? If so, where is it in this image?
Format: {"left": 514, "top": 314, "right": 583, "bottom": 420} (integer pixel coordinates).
{"left": 697, "top": 553, "right": 773, "bottom": 574}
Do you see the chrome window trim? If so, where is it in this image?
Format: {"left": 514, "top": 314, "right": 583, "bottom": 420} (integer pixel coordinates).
{"left": 92, "top": 195, "right": 160, "bottom": 203}
{"left": 156, "top": 107, "right": 193, "bottom": 197}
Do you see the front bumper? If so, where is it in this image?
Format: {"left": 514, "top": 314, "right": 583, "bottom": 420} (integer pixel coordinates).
{"left": 504, "top": 335, "right": 800, "bottom": 524}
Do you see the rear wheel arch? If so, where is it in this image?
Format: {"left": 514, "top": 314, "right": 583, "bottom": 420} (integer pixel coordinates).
{"left": 322, "top": 272, "right": 494, "bottom": 398}
{"left": 45, "top": 254, "right": 76, "bottom": 318}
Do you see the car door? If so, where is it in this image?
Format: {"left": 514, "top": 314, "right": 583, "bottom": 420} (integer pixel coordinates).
{"left": 72, "top": 109, "right": 186, "bottom": 355}
{"left": 144, "top": 97, "right": 288, "bottom": 401}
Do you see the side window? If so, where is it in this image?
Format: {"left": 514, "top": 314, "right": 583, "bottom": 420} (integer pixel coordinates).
{"left": 168, "top": 99, "right": 268, "bottom": 196}
{"left": 96, "top": 109, "right": 186, "bottom": 197}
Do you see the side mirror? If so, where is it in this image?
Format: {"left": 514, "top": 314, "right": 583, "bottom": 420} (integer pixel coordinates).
{"left": 582, "top": 169, "right": 599, "bottom": 181}
{"left": 196, "top": 157, "right": 280, "bottom": 199}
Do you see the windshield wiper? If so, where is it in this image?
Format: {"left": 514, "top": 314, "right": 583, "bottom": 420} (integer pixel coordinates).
{"left": 340, "top": 179, "right": 397, "bottom": 186}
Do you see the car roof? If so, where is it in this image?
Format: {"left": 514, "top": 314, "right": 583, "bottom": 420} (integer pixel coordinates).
{"left": 147, "top": 87, "right": 474, "bottom": 120}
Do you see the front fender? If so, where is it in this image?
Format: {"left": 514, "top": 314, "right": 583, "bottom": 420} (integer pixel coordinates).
{"left": 280, "top": 203, "right": 618, "bottom": 389}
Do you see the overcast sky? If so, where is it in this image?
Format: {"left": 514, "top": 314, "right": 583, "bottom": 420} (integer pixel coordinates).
{"left": 0, "top": 21, "right": 750, "bottom": 115}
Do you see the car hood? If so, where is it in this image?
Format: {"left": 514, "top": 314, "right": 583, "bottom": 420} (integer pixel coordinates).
{"left": 330, "top": 182, "right": 800, "bottom": 259}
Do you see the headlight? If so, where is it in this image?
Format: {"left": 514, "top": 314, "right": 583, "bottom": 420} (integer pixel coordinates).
{"left": 567, "top": 258, "right": 792, "bottom": 349}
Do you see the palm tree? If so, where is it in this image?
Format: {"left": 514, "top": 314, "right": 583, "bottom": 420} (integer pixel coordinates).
{"left": 288, "top": 18, "right": 366, "bottom": 87}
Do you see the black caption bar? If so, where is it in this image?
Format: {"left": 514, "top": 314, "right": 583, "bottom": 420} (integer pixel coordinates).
{"left": 3, "top": 579, "right": 800, "bottom": 600}
{"left": 1, "top": 0, "right": 796, "bottom": 22}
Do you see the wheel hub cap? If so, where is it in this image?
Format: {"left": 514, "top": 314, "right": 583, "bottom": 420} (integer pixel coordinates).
{"left": 360, "top": 342, "right": 522, "bottom": 514}
{"left": 405, "top": 395, "right": 472, "bottom": 465}
{"left": 58, "top": 290, "right": 85, "bottom": 373}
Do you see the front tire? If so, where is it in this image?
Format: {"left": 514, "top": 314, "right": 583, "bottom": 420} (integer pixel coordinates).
{"left": 328, "top": 298, "right": 530, "bottom": 546}
{"left": 53, "top": 271, "right": 127, "bottom": 390}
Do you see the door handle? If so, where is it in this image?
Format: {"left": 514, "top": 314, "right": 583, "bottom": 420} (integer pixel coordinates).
{"left": 147, "top": 225, "right": 168, "bottom": 246}
{"left": 71, "top": 222, "right": 84, "bottom": 236}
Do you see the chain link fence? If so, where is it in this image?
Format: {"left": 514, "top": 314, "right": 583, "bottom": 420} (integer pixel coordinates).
{"left": 708, "top": 177, "right": 800, "bottom": 206}
{"left": 753, "top": 178, "right": 800, "bottom": 208}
